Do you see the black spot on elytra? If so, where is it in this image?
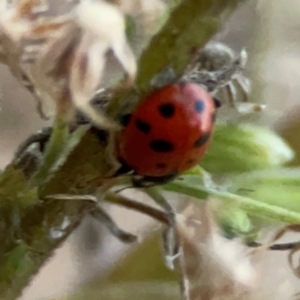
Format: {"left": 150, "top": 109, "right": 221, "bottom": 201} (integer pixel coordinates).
{"left": 150, "top": 140, "right": 174, "bottom": 152}
{"left": 156, "top": 162, "right": 167, "bottom": 169}
{"left": 135, "top": 119, "right": 151, "bottom": 134}
{"left": 187, "top": 158, "right": 196, "bottom": 164}
{"left": 213, "top": 98, "right": 222, "bottom": 108}
{"left": 195, "top": 100, "right": 205, "bottom": 113}
{"left": 158, "top": 104, "right": 175, "bottom": 118}
{"left": 120, "top": 113, "right": 132, "bottom": 127}
{"left": 194, "top": 133, "right": 211, "bottom": 148}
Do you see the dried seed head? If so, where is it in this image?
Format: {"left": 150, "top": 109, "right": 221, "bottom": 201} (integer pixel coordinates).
{"left": 0, "top": 0, "right": 137, "bottom": 129}
{"left": 175, "top": 202, "right": 258, "bottom": 299}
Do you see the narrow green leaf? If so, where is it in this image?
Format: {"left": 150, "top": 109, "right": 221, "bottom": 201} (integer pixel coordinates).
{"left": 230, "top": 168, "right": 300, "bottom": 213}
{"left": 165, "top": 175, "right": 300, "bottom": 224}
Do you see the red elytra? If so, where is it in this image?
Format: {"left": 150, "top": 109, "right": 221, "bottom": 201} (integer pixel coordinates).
{"left": 116, "top": 83, "right": 217, "bottom": 178}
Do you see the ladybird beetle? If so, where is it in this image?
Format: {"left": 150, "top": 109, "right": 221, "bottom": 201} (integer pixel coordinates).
{"left": 115, "top": 82, "right": 220, "bottom": 185}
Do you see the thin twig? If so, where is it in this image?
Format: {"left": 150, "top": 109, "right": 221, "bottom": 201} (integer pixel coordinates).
{"left": 104, "top": 192, "right": 170, "bottom": 225}
{"left": 247, "top": 240, "right": 300, "bottom": 251}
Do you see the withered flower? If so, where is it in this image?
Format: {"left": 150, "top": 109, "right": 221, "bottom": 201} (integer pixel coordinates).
{"left": 0, "top": 0, "right": 136, "bottom": 128}
{"left": 175, "top": 202, "right": 258, "bottom": 300}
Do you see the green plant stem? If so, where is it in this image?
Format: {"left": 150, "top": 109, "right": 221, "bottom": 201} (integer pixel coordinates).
{"left": 0, "top": 129, "right": 108, "bottom": 300}
{"left": 165, "top": 181, "right": 300, "bottom": 224}
{"left": 136, "top": 0, "right": 245, "bottom": 91}
{"left": 106, "top": 0, "right": 245, "bottom": 117}
{"left": 104, "top": 192, "right": 169, "bottom": 225}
